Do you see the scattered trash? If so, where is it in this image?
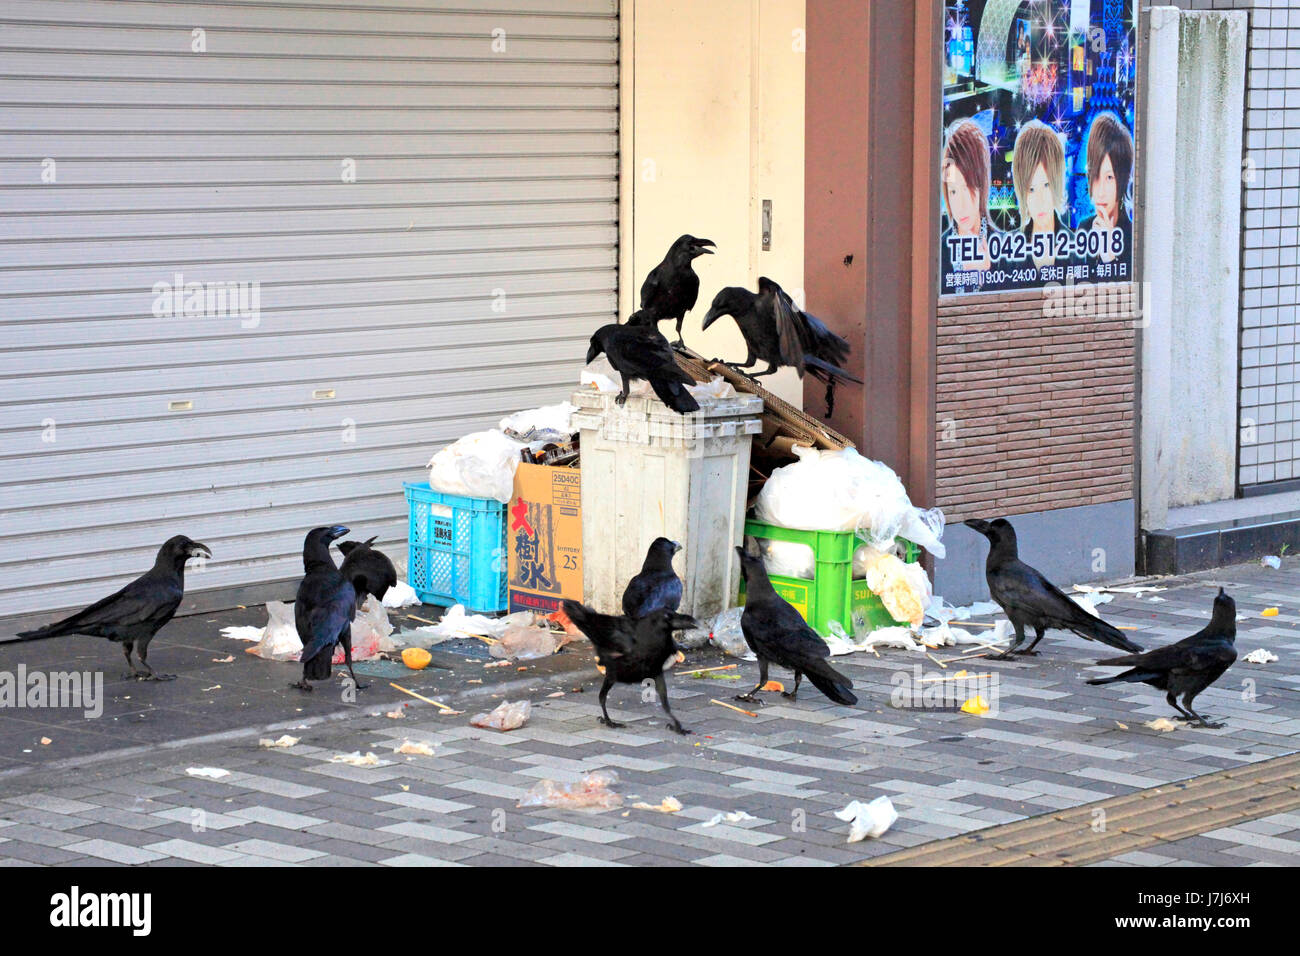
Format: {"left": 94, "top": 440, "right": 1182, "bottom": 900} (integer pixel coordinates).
{"left": 388, "top": 682, "right": 463, "bottom": 715}
{"left": 960, "top": 695, "right": 991, "bottom": 716}
{"left": 547, "top": 691, "right": 565, "bottom": 698}
{"left": 1070, "top": 590, "right": 1115, "bottom": 617}
{"left": 835, "top": 796, "right": 898, "bottom": 842}
{"left": 259, "top": 735, "right": 300, "bottom": 749}
{"left": 1115, "top": 721, "right": 1129, "bottom": 730}
{"left": 708, "top": 607, "right": 755, "bottom": 659}
{"left": 381, "top": 579, "right": 421, "bottom": 608}
{"left": 711, "top": 698, "right": 757, "bottom": 718}
{"left": 395, "top": 740, "right": 437, "bottom": 756}
{"left": 330, "top": 751, "right": 381, "bottom": 766}
{"left": 341, "top": 596, "right": 401, "bottom": 662}
{"left": 401, "top": 647, "right": 433, "bottom": 670}
{"left": 499, "top": 402, "right": 577, "bottom": 443}
{"left": 411, "top": 605, "right": 534, "bottom": 648}
{"left": 212, "top": 655, "right": 235, "bottom": 663}
{"left": 39, "top": 737, "right": 51, "bottom": 746}
{"left": 517, "top": 770, "right": 622, "bottom": 810}
{"left": 861, "top": 550, "right": 932, "bottom": 628}
{"left": 1072, "top": 584, "right": 1167, "bottom": 596}
{"left": 469, "top": 700, "right": 532, "bottom": 731}
{"left": 1262, "top": 607, "right": 1280, "bottom": 617}
{"left": 1261, "top": 555, "right": 1282, "bottom": 569}
{"left": 755, "top": 446, "right": 946, "bottom": 557}
{"left": 631, "top": 796, "right": 683, "bottom": 813}
{"left": 1243, "top": 648, "right": 1279, "bottom": 664}
{"left": 760, "top": 680, "right": 786, "bottom": 692}
{"left": 186, "top": 767, "right": 230, "bottom": 779}
{"left": 701, "top": 810, "right": 758, "bottom": 827}
{"left": 489, "top": 621, "right": 566, "bottom": 661}
{"left": 201, "top": 685, "right": 221, "bottom": 692}
{"left": 1145, "top": 717, "right": 1179, "bottom": 733}
{"left": 385, "top": 709, "right": 406, "bottom": 719}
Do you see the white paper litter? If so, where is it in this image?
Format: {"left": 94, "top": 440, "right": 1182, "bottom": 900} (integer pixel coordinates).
{"left": 330, "top": 751, "right": 382, "bottom": 766}
{"left": 755, "top": 447, "right": 946, "bottom": 557}
{"left": 382, "top": 579, "right": 420, "bottom": 609}
{"left": 701, "top": 810, "right": 758, "bottom": 827}
{"left": 395, "top": 740, "right": 437, "bottom": 755}
{"left": 1243, "top": 648, "right": 1279, "bottom": 664}
{"left": 686, "top": 376, "right": 736, "bottom": 400}
{"left": 581, "top": 356, "right": 651, "bottom": 397}
{"left": 410, "top": 605, "right": 534, "bottom": 648}
{"left": 426, "top": 428, "right": 525, "bottom": 503}
{"left": 185, "top": 767, "right": 230, "bottom": 779}
{"left": 1261, "top": 555, "right": 1282, "bottom": 569}
{"left": 1145, "top": 717, "right": 1180, "bottom": 733}
{"left": 835, "top": 796, "right": 898, "bottom": 842}
{"left": 1073, "top": 583, "right": 1167, "bottom": 596}
{"left": 258, "top": 735, "right": 300, "bottom": 749}
{"left": 1069, "top": 590, "right": 1114, "bottom": 617}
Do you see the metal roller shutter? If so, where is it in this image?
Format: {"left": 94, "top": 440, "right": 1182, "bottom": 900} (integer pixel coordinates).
{"left": 0, "top": 0, "right": 619, "bottom": 619}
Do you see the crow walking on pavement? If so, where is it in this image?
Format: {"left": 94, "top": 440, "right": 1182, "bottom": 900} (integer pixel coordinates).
{"left": 622, "top": 538, "right": 683, "bottom": 618}
{"left": 338, "top": 536, "right": 398, "bottom": 605}
{"left": 1088, "top": 588, "right": 1237, "bottom": 728}
{"left": 701, "top": 276, "right": 862, "bottom": 414}
{"left": 17, "top": 535, "right": 211, "bottom": 681}
{"left": 562, "top": 600, "right": 697, "bottom": 734}
{"left": 733, "top": 547, "right": 857, "bottom": 705}
{"left": 964, "top": 517, "right": 1143, "bottom": 658}
{"left": 586, "top": 322, "right": 700, "bottom": 414}
{"left": 293, "top": 525, "right": 368, "bottom": 693}
{"left": 628, "top": 234, "right": 715, "bottom": 346}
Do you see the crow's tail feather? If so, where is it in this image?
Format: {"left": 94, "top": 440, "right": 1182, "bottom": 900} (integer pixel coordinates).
{"left": 1087, "top": 667, "right": 1159, "bottom": 686}
{"left": 804, "top": 659, "right": 857, "bottom": 705}
{"left": 16, "top": 620, "right": 75, "bottom": 640}
{"left": 1071, "top": 616, "right": 1144, "bottom": 654}
{"left": 648, "top": 375, "right": 700, "bottom": 414}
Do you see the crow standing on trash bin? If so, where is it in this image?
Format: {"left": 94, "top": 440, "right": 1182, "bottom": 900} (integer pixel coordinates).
{"left": 732, "top": 547, "right": 858, "bottom": 705}
{"left": 292, "top": 525, "right": 369, "bottom": 693}
{"left": 16, "top": 535, "right": 211, "bottom": 681}
{"left": 627, "top": 234, "right": 715, "bottom": 347}
{"left": 562, "top": 600, "right": 698, "bottom": 734}
{"left": 964, "top": 517, "right": 1144, "bottom": 659}
{"left": 338, "top": 536, "right": 398, "bottom": 606}
{"left": 586, "top": 322, "right": 700, "bottom": 414}
{"left": 700, "top": 276, "right": 862, "bottom": 415}
{"left": 1088, "top": 588, "right": 1237, "bottom": 728}
{"left": 622, "top": 538, "right": 684, "bottom": 618}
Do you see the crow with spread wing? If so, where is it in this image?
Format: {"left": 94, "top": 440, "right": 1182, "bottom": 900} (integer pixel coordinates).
{"left": 701, "top": 276, "right": 862, "bottom": 414}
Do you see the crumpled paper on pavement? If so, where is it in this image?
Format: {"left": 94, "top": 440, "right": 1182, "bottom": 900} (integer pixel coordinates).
{"left": 835, "top": 796, "right": 899, "bottom": 842}
{"left": 1243, "top": 648, "right": 1279, "bottom": 664}
{"left": 517, "top": 770, "right": 622, "bottom": 810}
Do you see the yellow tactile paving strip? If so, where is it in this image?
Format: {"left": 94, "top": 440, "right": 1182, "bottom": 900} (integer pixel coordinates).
{"left": 863, "top": 752, "right": 1300, "bottom": 867}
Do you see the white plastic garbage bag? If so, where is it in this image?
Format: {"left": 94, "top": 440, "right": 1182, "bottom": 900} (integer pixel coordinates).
{"left": 686, "top": 376, "right": 736, "bottom": 400}
{"left": 580, "top": 356, "right": 651, "bottom": 397}
{"left": 382, "top": 579, "right": 420, "bottom": 609}
{"left": 709, "top": 607, "right": 755, "bottom": 660}
{"left": 243, "top": 601, "right": 302, "bottom": 661}
{"left": 861, "top": 550, "right": 932, "bottom": 628}
{"left": 755, "top": 447, "right": 946, "bottom": 557}
{"left": 498, "top": 402, "right": 577, "bottom": 441}
{"left": 408, "top": 605, "right": 533, "bottom": 647}
{"left": 426, "top": 429, "right": 525, "bottom": 504}
{"left": 835, "top": 796, "right": 898, "bottom": 842}
{"left": 469, "top": 700, "right": 532, "bottom": 731}
{"left": 747, "top": 536, "right": 816, "bottom": 579}
{"left": 339, "top": 596, "right": 401, "bottom": 663}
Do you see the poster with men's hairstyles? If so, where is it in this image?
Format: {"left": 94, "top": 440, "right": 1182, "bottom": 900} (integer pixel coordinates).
{"left": 939, "top": 0, "right": 1136, "bottom": 295}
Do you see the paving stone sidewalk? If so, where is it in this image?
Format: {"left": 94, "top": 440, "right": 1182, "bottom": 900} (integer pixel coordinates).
{"left": 0, "top": 560, "right": 1297, "bottom": 866}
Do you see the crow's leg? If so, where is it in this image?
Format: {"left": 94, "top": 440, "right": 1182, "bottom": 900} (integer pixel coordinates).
{"left": 340, "top": 629, "right": 368, "bottom": 690}
{"left": 1165, "top": 691, "right": 1195, "bottom": 721}
{"left": 990, "top": 619, "right": 1027, "bottom": 660}
{"left": 120, "top": 642, "right": 140, "bottom": 680}
{"left": 750, "top": 362, "right": 781, "bottom": 378}
{"left": 653, "top": 673, "right": 690, "bottom": 735}
{"left": 616, "top": 374, "right": 631, "bottom": 406}
{"left": 673, "top": 316, "right": 686, "bottom": 348}
{"left": 597, "top": 674, "right": 624, "bottom": 728}
{"left": 824, "top": 382, "right": 836, "bottom": 417}
{"left": 1179, "top": 691, "right": 1224, "bottom": 729}
{"left": 735, "top": 659, "right": 769, "bottom": 704}
{"left": 135, "top": 638, "right": 176, "bottom": 681}
{"left": 1020, "top": 626, "right": 1046, "bottom": 656}
{"left": 782, "top": 670, "right": 803, "bottom": 700}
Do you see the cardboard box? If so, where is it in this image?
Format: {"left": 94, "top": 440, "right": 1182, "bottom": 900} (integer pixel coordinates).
{"left": 507, "top": 462, "right": 583, "bottom": 614}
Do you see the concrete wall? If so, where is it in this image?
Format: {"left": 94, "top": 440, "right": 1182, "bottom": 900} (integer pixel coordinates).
{"left": 1140, "top": 7, "right": 1246, "bottom": 529}
{"left": 619, "top": 0, "right": 806, "bottom": 406}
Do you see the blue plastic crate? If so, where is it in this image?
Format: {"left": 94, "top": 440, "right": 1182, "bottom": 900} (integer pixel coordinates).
{"left": 403, "top": 482, "right": 507, "bottom": 614}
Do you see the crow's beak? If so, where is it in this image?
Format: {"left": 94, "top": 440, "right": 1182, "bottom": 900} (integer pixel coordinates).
{"left": 672, "top": 541, "right": 682, "bottom": 554}
{"left": 701, "top": 306, "right": 721, "bottom": 331}
{"left": 189, "top": 542, "right": 212, "bottom": 559}
{"left": 963, "top": 518, "right": 992, "bottom": 536}
{"left": 585, "top": 343, "right": 600, "bottom": 364}
{"left": 693, "top": 239, "right": 716, "bottom": 255}
{"left": 328, "top": 525, "right": 350, "bottom": 540}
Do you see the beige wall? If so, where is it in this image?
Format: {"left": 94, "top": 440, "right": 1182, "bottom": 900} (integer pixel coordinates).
{"left": 619, "top": 0, "right": 806, "bottom": 405}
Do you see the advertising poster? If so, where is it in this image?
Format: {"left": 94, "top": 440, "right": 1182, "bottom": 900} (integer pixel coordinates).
{"left": 940, "top": 0, "right": 1137, "bottom": 295}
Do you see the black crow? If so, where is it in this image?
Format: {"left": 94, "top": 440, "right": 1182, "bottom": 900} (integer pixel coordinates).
{"left": 700, "top": 276, "right": 862, "bottom": 414}
{"left": 622, "top": 537, "right": 683, "bottom": 618}
{"left": 562, "top": 600, "right": 697, "bottom": 734}
{"left": 1088, "top": 588, "right": 1237, "bottom": 728}
{"left": 628, "top": 234, "right": 715, "bottom": 346}
{"left": 733, "top": 547, "right": 857, "bottom": 705}
{"left": 338, "top": 536, "right": 398, "bottom": 605}
{"left": 17, "top": 535, "right": 211, "bottom": 680}
{"left": 586, "top": 321, "right": 700, "bottom": 414}
{"left": 964, "top": 517, "right": 1143, "bottom": 658}
{"left": 293, "top": 525, "right": 368, "bottom": 693}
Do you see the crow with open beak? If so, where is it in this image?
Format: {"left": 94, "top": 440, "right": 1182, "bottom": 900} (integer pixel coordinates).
{"left": 627, "top": 234, "right": 715, "bottom": 347}
{"left": 17, "top": 535, "right": 212, "bottom": 681}
{"left": 701, "top": 276, "right": 862, "bottom": 415}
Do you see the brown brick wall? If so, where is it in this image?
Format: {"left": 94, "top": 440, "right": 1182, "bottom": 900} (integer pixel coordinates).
{"left": 935, "top": 284, "right": 1136, "bottom": 521}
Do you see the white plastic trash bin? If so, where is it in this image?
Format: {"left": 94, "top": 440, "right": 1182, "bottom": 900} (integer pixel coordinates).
{"left": 572, "top": 388, "right": 764, "bottom": 620}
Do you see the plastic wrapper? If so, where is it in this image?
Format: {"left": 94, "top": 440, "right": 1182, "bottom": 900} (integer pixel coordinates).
{"left": 747, "top": 536, "right": 815, "bottom": 579}
{"left": 406, "top": 605, "right": 534, "bottom": 648}
{"left": 708, "top": 607, "right": 755, "bottom": 660}
{"left": 489, "top": 623, "right": 564, "bottom": 660}
{"left": 754, "top": 447, "right": 946, "bottom": 558}
{"left": 469, "top": 699, "right": 532, "bottom": 731}
{"left": 426, "top": 429, "right": 525, "bottom": 504}
{"left": 686, "top": 376, "right": 736, "bottom": 400}
{"left": 860, "top": 550, "right": 932, "bottom": 629}
{"left": 240, "top": 601, "right": 302, "bottom": 662}
{"left": 335, "top": 596, "right": 400, "bottom": 663}
{"left": 580, "top": 356, "right": 651, "bottom": 397}
{"left": 517, "top": 770, "right": 622, "bottom": 810}
{"left": 676, "top": 624, "right": 713, "bottom": 650}
{"left": 382, "top": 579, "right": 420, "bottom": 609}
{"left": 499, "top": 402, "right": 577, "bottom": 442}
{"left": 835, "top": 796, "right": 898, "bottom": 842}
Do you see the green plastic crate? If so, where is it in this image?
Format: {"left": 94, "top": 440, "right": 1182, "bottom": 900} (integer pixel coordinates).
{"left": 740, "top": 520, "right": 920, "bottom": 637}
